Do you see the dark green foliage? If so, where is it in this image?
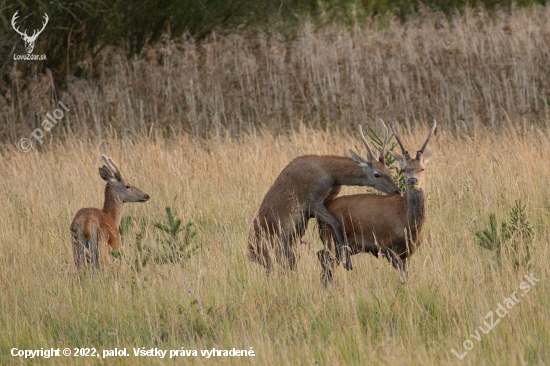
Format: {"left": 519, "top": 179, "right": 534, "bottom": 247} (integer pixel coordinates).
{"left": 475, "top": 200, "right": 532, "bottom": 268}
{"left": 508, "top": 199, "right": 533, "bottom": 239}
{"left": 506, "top": 199, "right": 533, "bottom": 267}
{"left": 154, "top": 206, "right": 182, "bottom": 238}
{"left": 153, "top": 206, "right": 199, "bottom": 264}
{"left": 475, "top": 214, "right": 508, "bottom": 251}
{"left": 1, "top": 0, "right": 545, "bottom": 82}
{"left": 117, "top": 207, "right": 198, "bottom": 268}
{"left": 364, "top": 123, "right": 406, "bottom": 192}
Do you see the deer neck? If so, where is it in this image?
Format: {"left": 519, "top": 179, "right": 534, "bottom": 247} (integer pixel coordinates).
{"left": 405, "top": 188, "right": 426, "bottom": 239}
{"left": 102, "top": 185, "right": 125, "bottom": 228}
{"left": 331, "top": 157, "right": 367, "bottom": 186}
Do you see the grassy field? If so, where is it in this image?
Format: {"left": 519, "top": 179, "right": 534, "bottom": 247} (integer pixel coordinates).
{"left": 1, "top": 124, "right": 549, "bottom": 365}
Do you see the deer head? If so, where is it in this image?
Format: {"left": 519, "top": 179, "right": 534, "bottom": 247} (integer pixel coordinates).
{"left": 350, "top": 118, "right": 402, "bottom": 195}
{"left": 389, "top": 116, "right": 436, "bottom": 191}
{"left": 12, "top": 11, "right": 49, "bottom": 54}
{"left": 99, "top": 155, "right": 150, "bottom": 203}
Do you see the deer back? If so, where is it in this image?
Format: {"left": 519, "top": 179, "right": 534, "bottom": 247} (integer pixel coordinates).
{"left": 71, "top": 207, "right": 120, "bottom": 250}
{"left": 323, "top": 193, "right": 408, "bottom": 253}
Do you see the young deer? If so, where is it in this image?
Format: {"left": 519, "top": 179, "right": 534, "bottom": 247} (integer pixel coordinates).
{"left": 248, "top": 120, "right": 401, "bottom": 272}
{"left": 317, "top": 117, "right": 436, "bottom": 284}
{"left": 71, "top": 155, "right": 150, "bottom": 268}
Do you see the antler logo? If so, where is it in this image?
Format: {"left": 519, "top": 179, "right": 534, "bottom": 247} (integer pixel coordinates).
{"left": 11, "top": 11, "right": 49, "bottom": 54}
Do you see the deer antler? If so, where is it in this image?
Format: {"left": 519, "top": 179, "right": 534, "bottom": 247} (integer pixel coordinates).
{"left": 358, "top": 124, "right": 376, "bottom": 162}
{"left": 11, "top": 11, "right": 28, "bottom": 38}
{"left": 416, "top": 115, "right": 437, "bottom": 159}
{"left": 107, "top": 157, "right": 123, "bottom": 181}
{"left": 389, "top": 120, "right": 409, "bottom": 158}
{"left": 101, "top": 155, "right": 123, "bottom": 181}
{"left": 377, "top": 118, "right": 388, "bottom": 163}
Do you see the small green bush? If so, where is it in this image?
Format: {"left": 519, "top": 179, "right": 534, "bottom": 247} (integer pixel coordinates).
{"left": 475, "top": 200, "right": 532, "bottom": 268}
{"left": 154, "top": 206, "right": 199, "bottom": 264}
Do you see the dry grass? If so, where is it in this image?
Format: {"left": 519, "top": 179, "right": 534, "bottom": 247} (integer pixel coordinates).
{"left": 4, "top": 5, "right": 550, "bottom": 144}
{"left": 1, "top": 124, "right": 549, "bottom": 365}
{"left": 2, "top": 5, "right": 550, "bottom": 364}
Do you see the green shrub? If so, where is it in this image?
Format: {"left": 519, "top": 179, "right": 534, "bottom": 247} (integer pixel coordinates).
{"left": 475, "top": 200, "right": 532, "bottom": 268}
{"left": 154, "top": 206, "right": 199, "bottom": 264}
{"left": 363, "top": 121, "right": 406, "bottom": 192}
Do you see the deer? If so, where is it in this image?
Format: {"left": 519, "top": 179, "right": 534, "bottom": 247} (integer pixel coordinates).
{"left": 248, "top": 119, "right": 402, "bottom": 273}
{"left": 11, "top": 11, "right": 49, "bottom": 54}
{"left": 317, "top": 116, "right": 436, "bottom": 284}
{"left": 71, "top": 155, "right": 150, "bottom": 268}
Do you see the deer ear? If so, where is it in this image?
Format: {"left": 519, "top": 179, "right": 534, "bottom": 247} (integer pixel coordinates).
{"left": 421, "top": 146, "right": 434, "bottom": 164}
{"left": 99, "top": 166, "right": 114, "bottom": 182}
{"left": 388, "top": 150, "right": 405, "bottom": 166}
{"left": 349, "top": 149, "right": 370, "bottom": 168}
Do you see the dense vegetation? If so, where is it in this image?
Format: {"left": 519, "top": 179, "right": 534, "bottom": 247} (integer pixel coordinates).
{"left": 1, "top": 0, "right": 545, "bottom": 80}
{"left": 2, "top": 4, "right": 550, "bottom": 145}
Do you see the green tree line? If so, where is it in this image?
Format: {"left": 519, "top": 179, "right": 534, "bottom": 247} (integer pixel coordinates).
{"left": 1, "top": 0, "right": 545, "bottom": 84}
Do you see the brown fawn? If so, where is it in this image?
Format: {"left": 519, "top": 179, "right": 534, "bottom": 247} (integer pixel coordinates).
{"left": 249, "top": 119, "right": 401, "bottom": 272}
{"left": 317, "top": 116, "right": 436, "bottom": 284}
{"left": 71, "top": 155, "right": 150, "bottom": 268}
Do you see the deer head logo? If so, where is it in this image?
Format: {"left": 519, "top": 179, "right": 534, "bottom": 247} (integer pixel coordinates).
{"left": 11, "top": 11, "right": 49, "bottom": 54}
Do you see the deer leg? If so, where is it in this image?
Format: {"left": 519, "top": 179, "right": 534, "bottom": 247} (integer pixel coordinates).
{"left": 248, "top": 233, "right": 267, "bottom": 268}
{"left": 317, "top": 221, "right": 339, "bottom": 284}
{"left": 317, "top": 249, "right": 338, "bottom": 285}
{"left": 248, "top": 222, "right": 277, "bottom": 274}
{"left": 276, "top": 232, "right": 298, "bottom": 272}
{"left": 72, "top": 228, "right": 86, "bottom": 269}
{"left": 90, "top": 227, "right": 99, "bottom": 268}
{"left": 312, "top": 205, "right": 352, "bottom": 271}
{"left": 270, "top": 234, "right": 285, "bottom": 270}
{"left": 260, "top": 236, "right": 275, "bottom": 274}
{"left": 285, "top": 241, "right": 298, "bottom": 271}
{"left": 387, "top": 250, "right": 408, "bottom": 283}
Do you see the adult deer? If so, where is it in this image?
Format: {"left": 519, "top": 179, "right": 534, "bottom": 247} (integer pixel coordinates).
{"left": 11, "top": 11, "right": 49, "bottom": 54}
{"left": 71, "top": 155, "right": 150, "bottom": 268}
{"left": 317, "top": 117, "right": 436, "bottom": 284}
{"left": 248, "top": 120, "right": 401, "bottom": 272}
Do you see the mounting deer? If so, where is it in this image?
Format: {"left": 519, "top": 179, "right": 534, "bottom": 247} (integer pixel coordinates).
{"left": 71, "top": 155, "right": 150, "bottom": 268}
{"left": 248, "top": 119, "right": 401, "bottom": 272}
{"left": 317, "top": 116, "right": 436, "bottom": 284}
{"left": 11, "top": 11, "right": 49, "bottom": 54}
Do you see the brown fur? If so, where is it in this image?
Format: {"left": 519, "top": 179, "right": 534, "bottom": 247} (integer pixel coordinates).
{"left": 317, "top": 118, "right": 436, "bottom": 283}
{"left": 70, "top": 155, "right": 149, "bottom": 269}
{"left": 249, "top": 152, "right": 401, "bottom": 272}
{"left": 318, "top": 187, "right": 426, "bottom": 283}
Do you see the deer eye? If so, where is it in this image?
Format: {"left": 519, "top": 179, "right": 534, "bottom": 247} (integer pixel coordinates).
{"left": 125, "top": 184, "right": 131, "bottom": 189}
{"left": 374, "top": 172, "right": 380, "bottom": 178}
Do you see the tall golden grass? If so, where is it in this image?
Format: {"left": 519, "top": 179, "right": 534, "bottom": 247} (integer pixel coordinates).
{"left": 4, "top": 5, "right": 550, "bottom": 144}
{"left": 1, "top": 124, "right": 549, "bottom": 365}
